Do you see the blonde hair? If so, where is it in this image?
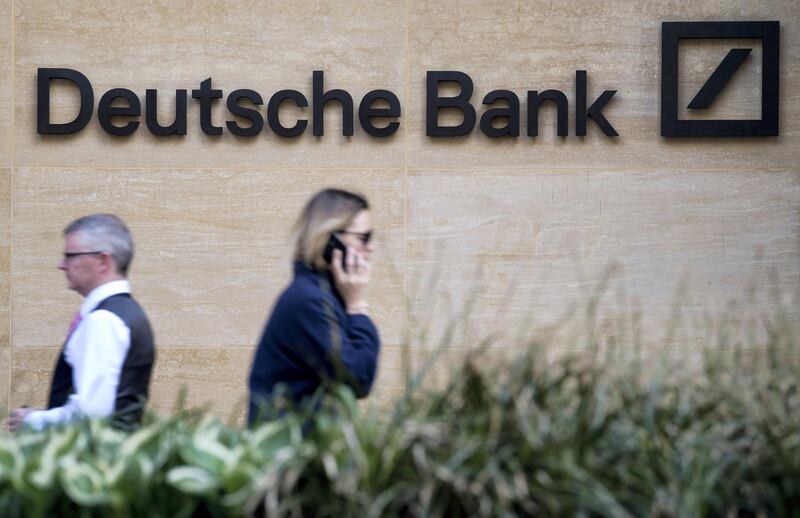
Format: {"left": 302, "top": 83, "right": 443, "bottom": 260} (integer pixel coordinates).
{"left": 292, "top": 188, "right": 369, "bottom": 269}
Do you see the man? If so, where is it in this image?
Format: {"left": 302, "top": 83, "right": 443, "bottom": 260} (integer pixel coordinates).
{"left": 6, "top": 214, "right": 155, "bottom": 431}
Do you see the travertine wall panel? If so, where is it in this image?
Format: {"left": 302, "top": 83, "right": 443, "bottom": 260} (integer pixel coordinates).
{"left": 148, "top": 347, "right": 252, "bottom": 422}
{"left": 2, "top": 0, "right": 798, "bottom": 420}
{"left": 0, "top": 0, "right": 10, "bottom": 403}
{"left": 0, "top": 349, "right": 8, "bottom": 413}
{"left": 407, "top": 169, "right": 800, "bottom": 344}
{"left": 0, "top": 169, "right": 9, "bottom": 349}
{"left": 0, "top": 0, "right": 10, "bottom": 167}
{"left": 14, "top": 0, "right": 405, "bottom": 168}
{"left": 9, "top": 347, "right": 58, "bottom": 409}
{"left": 364, "top": 344, "right": 405, "bottom": 410}
{"left": 12, "top": 167, "right": 404, "bottom": 349}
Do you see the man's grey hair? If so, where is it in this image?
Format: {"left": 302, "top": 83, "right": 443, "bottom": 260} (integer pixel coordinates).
{"left": 64, "top": 214, "right": 134, "bottom": 275}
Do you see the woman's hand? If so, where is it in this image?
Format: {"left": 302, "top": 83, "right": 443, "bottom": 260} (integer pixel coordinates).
{"left": 331, "top": 247, "right": 370, "bottom": 315}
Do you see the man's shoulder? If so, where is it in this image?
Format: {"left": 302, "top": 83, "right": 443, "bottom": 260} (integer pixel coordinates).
{"left": 94, "top": 293, "right": 142, "bottom": 311}
{"left": 93, "top": 294, "right": 151, "bottom": 328}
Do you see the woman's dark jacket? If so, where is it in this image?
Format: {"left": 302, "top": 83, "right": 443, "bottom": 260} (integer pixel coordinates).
{"left": 247, "top": 261, "right": 381, "bottom": 425}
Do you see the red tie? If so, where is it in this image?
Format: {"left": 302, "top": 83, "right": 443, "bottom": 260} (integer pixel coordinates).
{"left": 66, "top": 311, "right": 82, "bottom": 338}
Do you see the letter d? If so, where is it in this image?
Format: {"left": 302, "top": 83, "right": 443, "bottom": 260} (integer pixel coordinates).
{"left": 37, "top": 68, "right": 94, "bottom": 134}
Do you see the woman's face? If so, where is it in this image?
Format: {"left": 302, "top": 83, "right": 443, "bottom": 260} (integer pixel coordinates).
{"left": 339, "top": 209, "right": 373, "bottom": 260}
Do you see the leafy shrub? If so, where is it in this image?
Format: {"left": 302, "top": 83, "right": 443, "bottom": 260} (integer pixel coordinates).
{"left": 2, "top": 311, "right": 798, "bottom": 517}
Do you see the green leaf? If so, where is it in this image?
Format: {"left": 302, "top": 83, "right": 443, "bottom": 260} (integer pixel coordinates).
{"left": 166, "top": 466, "right": 220, "bottom": 496}
{"left": 59, "top": 456, "right": 111, "bottom": 507}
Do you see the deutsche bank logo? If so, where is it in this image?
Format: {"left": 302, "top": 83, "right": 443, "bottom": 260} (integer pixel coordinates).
{"left": 661, "top": 21, "right": 779, "bottom": 137}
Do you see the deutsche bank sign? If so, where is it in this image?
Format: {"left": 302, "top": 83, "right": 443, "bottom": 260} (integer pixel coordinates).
{"left": 35, "top": 21, "right": 780, "bottom": 140}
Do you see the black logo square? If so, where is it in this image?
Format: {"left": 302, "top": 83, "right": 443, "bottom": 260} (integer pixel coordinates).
{"left": 661, "top": 21, "right": 779, "bottom": 137}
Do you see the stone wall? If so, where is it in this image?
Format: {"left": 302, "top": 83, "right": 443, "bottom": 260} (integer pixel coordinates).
{"left": 1, "top": 0, "right": 798, "bottom": 420}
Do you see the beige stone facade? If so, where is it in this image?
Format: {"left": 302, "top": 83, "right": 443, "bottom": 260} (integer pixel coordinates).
{"left": 1, "top": 1, "right": 798, "bottom": 421}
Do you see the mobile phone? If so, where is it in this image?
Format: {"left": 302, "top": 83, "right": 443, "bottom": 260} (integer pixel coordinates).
{"left": 323, "top": 234, "right": 347, "bottom": 271}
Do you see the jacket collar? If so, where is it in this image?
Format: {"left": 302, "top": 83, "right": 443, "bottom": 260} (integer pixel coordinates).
{"left": 293, "top": 261, "right": 344, "bottom": 306}
{"left": 293, "top": 261, "right": 319, "bottom": 277}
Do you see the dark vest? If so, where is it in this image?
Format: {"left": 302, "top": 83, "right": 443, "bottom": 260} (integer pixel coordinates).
{"left": 47, "top": 293, "right": 156, "bottom": 430}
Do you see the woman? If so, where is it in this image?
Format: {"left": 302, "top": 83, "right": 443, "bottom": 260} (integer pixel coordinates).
{"left": 248, "top": 188, "right": 380, "bottom": 425}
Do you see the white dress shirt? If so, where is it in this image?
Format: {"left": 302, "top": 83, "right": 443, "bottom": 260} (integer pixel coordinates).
{"left": 25, "top": 280, "right": 133, "bottom": 430}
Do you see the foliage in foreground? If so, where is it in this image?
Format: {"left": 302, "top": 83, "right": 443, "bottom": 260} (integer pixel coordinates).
{"left": 1, "top": 315, "right": 799, "bottom": 517}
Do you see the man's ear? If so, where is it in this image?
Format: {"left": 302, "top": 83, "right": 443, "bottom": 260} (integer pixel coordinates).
{"left": 99, "top": 252, "right": 114, "bottom": 274}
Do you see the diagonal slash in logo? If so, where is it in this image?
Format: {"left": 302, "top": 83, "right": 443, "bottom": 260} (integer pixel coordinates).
{"left": 688, "top": 48, "right": 751, "bottom": 109}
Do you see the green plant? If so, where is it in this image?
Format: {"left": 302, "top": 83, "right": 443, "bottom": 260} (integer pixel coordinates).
{"left": 1, "top": 302, "right": 798, "bottom": 517}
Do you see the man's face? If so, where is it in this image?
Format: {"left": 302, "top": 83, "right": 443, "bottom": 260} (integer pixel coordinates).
{"left": 57, "top": 232, "right": 104, "bottom": 297}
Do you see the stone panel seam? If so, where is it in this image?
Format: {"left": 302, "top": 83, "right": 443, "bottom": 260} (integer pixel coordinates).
{"left": 12, "top": 166, "right": 798, "bottom": 174}
{"left": 155, "top": 346, "right": 255, "bottom": 350}
{"left": 402, "top": 0, "right": 410, "bottom": 400}
{"left": 405, "top": 167, "right": 800, "bottom": 173}
{"left": 8, "top": 0, "right": 14, "bottom": 411}
{"left": 9, "top": 0, "right": 13, "bottom": 169}
{"left": 6, "top": 344, "right": 404, "bottom": 350}
{"left": 151, "top": 345, "right": 403, "bottom": 351}
{"left": 13, "top": 166, "right": 407, "bottom": 172}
